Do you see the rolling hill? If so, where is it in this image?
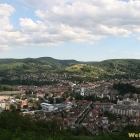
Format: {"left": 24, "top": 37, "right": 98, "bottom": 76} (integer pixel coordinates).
{"left": 0, "top": 57, "right": 96, "bottom": 76}
{"left": 0, "top": 57, "right": 140, "bottom": 79}
{"left": 63, "top": 59, "right": 140, "bottom": 79}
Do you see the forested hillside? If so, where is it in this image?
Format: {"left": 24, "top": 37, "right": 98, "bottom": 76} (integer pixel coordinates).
{"left": 0, "top": 57, "right": 81, "bottom": 76}
{"left": 0, "top": 57, "right": 140, "bottom": 80}
{"left": 63, "top": 59, "right": 140, "bottom": 79}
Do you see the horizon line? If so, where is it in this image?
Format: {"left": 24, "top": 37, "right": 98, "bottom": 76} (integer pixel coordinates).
{"left": 0, "top": 56, "right": 139, "bottom": 62}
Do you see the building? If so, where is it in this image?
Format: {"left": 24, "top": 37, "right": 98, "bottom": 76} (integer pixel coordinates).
{"left": 40, "top": 103, "right": 58, "bottom": 111}
{"left": 0, "top": 102, "right": 6, "bottom": 110}
{"left": 40, "top": 102, "right": 70, "bottom": 112}
{"left": 93, "top": 102, "right": 114, "bottom": 112}
{"left": 113, "top": 98, "right": 140, "bottom": 117}
{"left": 80, "top": 87, "right": 85, "bottom": 96}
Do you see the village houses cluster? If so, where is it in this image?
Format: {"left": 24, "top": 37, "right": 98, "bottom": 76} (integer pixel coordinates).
{"left": 1, "top": 77, "right": 140, "bottom": 134}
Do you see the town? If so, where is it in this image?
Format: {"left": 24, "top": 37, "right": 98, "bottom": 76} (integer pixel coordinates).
{"left": 1, "top": 73, "right": 140, "bottom": 135}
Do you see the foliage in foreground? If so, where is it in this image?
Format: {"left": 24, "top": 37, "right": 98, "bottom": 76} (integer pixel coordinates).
{"left": 0, "top": 111, "right": 140, "bottom": 140}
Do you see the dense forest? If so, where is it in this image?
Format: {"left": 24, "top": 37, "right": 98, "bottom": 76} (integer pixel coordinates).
{"left": 0, "top": 79, "right": 58, "bottom": 86}
{"left": 0, "top": 85, "right": 18, "bottom": 91}
{"left": 0, "top": 57, "right": 82, "bottom": 76}
{"left": 0, "top": 111, "right": 139, "bottom": 140}
{"left": 113, "top": 83, "right": 140, "bottom": 95}
{"left": 0, "top": 58, "right": 140, "bottom": 80}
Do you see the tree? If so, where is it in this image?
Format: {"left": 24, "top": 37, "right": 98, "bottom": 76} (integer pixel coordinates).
{"left": 16, "top": 94, "right": 21, "bottom": 99}
{"left": 102, "top": 97, "right": 110, "bottom": 102}
{"left": 29, "top": 89, "right": 33, "bottom": 94}
{"left": 70, "top": 96, "right": 73, "bottom": 101}
{"left": 56, "top": 98, "right": 61, "bottom": 103}
{"left": 47, "top": 119, "right": 62, "bottom": 138}
{"left": 49, "top": 97, "right": 54, "bottom": 104}
{"left": 10, "top": 104, "right": 16, "bottom": 110}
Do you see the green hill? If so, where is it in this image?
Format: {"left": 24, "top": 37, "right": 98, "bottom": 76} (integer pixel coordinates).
{"left": 94, "top": 59, "right": 140, "bottom": 74}
{"left": 63, "top": 59, "right": 140, "bottom": 79}
{"left": 0, "top": 57, "right": 140, "bottom": 79}
{"left": 0, "top": 57, "right": 84, "bottom": 76}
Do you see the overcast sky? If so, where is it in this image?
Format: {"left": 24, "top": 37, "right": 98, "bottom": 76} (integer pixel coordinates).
{"left": 0, "top": 0, "right": 140, "bottom": 61}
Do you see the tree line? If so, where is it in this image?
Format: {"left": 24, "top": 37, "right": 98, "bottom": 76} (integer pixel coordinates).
{"left": 0, "top": 78, "right": 58, "bottom": 86}
{"left": 0, "top": 85, "right": 18, "bottom": 91}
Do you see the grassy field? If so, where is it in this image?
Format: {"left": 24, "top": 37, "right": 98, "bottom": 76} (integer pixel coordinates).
{"left": 65, "top": 64, "right": 86, "bottom": 71}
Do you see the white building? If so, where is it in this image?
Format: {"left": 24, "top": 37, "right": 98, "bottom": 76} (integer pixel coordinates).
{"left": 80, "top": 87, "right": 84, "bottom": 96}
{"left": 102, "top": 117, "right": 108, "bottom": 124}
{"left": 40, "top": 103, "right": 69, "bottom": 111}
{"left": 113, "top": 98, "right": 140, "bottom": 117}
{"left": 40, "top": 103, "right": 57, "bottom": 111}
{"left": 0, "top": 102, "right": 6, "bottom": 110}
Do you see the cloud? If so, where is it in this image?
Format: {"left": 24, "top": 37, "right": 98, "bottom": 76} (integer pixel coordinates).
{"left": 33, "top": 0, "right": 140, "bottom": 43}
{"left": 0, "top": 4, "right": 30, "bottom": 49}
{"left": 20, "top": 0, "right": 135, "bottom": 46}
{"left": 2, "top": 0, "right": 140, "bottom": 49}
{"left": 20, "top": 18, "right": 47, "bottom": 32}
{"left": 0, "top": 4, "right": 15, "bottom": 16}
{"left": 0, "top": 45, "right": 12, "bottom": 51}
{"left": 19, "top": 18, "right": 105, "bottom": 45}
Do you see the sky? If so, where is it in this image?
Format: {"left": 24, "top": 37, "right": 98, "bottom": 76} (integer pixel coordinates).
{"left": 0, "top": 0, "right": 140, "bottom": 61}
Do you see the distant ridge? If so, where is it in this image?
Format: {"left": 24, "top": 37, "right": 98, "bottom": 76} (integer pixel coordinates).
{"left": 0, "top": 57, "right": 140, "bottom": 79}
{"left": 0, "top": 57, "right": 96, "bottom": 76}
{"left": 0, "top": 57, "right": 97, "bottom": 65}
